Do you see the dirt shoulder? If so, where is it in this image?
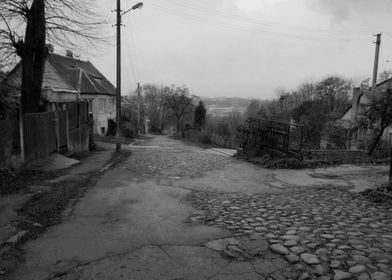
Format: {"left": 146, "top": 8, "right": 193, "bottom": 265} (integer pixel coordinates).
{"left": 0, "top": 149, "right": 131, "bottom": 276}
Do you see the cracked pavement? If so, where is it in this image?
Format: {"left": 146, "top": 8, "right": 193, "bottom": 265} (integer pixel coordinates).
{"left": 4, "top": 135, "right": 391, "bottom": 280}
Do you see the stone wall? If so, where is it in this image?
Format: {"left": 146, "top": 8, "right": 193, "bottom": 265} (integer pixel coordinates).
{"left": 304, "top": 149, "right": 388, "bottom": 161}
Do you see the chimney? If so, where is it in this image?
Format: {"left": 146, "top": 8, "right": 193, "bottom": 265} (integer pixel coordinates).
{"left": 46, "top": 44, "right": 54, "bottom": 53}
{"left": 351, "top": 87, "right": 363, "bottom": 121}
{"left": 66, "top": 50, "right": 73, "bottom": 58}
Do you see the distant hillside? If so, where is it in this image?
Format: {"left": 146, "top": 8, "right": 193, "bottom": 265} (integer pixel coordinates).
{"left": 200, "top": 96, "right": 254, "bottom": 108}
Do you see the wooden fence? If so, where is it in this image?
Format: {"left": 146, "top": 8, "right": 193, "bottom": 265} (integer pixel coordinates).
{"left": 58, "top": 111, "right": 68, "bottom": 152}
{"left": 0, "top": 118, "right": 14, "bottom": 168}
{"left": 66, "top": 101, "right": 89, "bottom": 154}
{"left": 23, "top": 112, "right": 57, "bottom": 162}
{"left": 0, "top": 101, "right": 90, "bottom": 167}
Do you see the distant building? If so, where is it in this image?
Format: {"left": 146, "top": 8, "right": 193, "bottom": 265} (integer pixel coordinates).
{"left": 207, "top": 105, "right": 247, "bottom": 118}
{"left": 2, "top": 47, "right": 116, "bottom": 135}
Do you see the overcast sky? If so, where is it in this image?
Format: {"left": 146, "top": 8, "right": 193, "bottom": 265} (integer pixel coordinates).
{"left": 84, "top": 0, "right": 392, "bottom": 99}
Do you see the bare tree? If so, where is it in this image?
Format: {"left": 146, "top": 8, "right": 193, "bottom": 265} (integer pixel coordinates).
{"left": 165, "top": 85, "right": 194, "bottom": 134}
{"left": 246, "top": 99, "right": 260, "bottom": 118}
{"left": 0, "top": 0, "right": 108, "bottom": 113}
{"left": 315, "top": 76, "right": 352, "bottom": 113}
{"left": 143, "top": 84, "right": 169, "bottom": 133}
{"left": 360, "top": 89, "right": 392, "bottom": 155}
{"left": 295, "top": 81, "right": 316, "bottom": 103}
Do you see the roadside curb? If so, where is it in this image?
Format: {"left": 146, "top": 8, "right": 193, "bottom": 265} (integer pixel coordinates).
{"left": 210, "top": 148, "right": 237, "bottom": 157}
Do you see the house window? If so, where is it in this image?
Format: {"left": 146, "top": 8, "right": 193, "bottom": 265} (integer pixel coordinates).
{"left": 99, "top": 98, "right": 107, "bottom": 113}
{"left": 109, "top": 99, "right": 115, "bottom": 112}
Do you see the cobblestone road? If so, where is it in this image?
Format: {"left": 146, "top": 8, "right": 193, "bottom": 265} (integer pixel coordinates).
{"left": 127, "top": 137, "right": 392, "bottom": 280}
{"left": 125, "top": 137, "right": 392, "bottom": 280}
{"left": 187, "top": 188, "right": 392, "bottom": 280}
{"left": 7, "top": 135, "right": 392, "bottom": 280}
{"left": 123, "top": 149, "right": 234, "bottom": 178}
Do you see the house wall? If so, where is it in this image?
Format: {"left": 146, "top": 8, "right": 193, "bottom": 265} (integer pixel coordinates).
{"left": 42, "top": 61, "right": 73, "bottom": 91}
{"left": 82, "top": 94, "right": 116, "bottom": 135}
{"left": 42, "top": 91, "right": 116, "bottom": 136}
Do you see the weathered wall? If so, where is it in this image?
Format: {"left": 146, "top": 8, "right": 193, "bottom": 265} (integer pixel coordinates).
{"left": 68, "top": 124, "right": 89, "bottom": 154}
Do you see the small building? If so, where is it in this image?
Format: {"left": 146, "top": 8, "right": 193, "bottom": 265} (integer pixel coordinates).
{"left": 341, "top": 80, "right": 392, "bottom": 149}
{"left": 3, "top": 47, "right": 116, "bottom": 135}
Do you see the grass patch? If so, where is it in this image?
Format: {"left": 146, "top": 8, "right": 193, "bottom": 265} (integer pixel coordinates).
{"left": 94, "top": 135, "right": 135, "bottom": 145}
{"left": 0, "top": 169, "right": 67, "bottom": 195}
{"left": 18, "top": 176, "right": 93, "bottom": 230}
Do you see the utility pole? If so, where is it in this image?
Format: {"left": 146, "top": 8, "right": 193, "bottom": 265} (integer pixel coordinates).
{"left": 372, "top": 33, "right": 382, "bottom": 90}
{"left": 389, "top": 149, "right": 392, "bottom": 189}
{"left": 137, "top": 82, "right": 141, "bottom": 136}
{"left": 115, "top": 1, "right": 143, "bottom": 151}
{"left": 115, "top": 0, "right": 122, "bottom": 152}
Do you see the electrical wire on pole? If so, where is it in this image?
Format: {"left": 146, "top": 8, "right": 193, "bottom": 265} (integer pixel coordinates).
{"left": 116, "top": 0, "right": 122, "bottom": 152}
{"left": 115, "top": 1, "right": 143, "bottom": 152}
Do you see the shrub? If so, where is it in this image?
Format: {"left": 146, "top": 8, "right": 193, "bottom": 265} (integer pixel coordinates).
{"left": 201, "top": 133, "right": 211, "bottom": 144}
{"left": 121, "top": 122, "right": 137, "bottom": 138}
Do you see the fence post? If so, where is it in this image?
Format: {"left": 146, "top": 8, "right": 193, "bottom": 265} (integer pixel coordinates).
{"left": 389, "top": 149, "right": 392, "bottom": 189}
{"left": 19, "top": 108, "right": 25, "bottom": 164}
{"left": 78, "top": 102, "right": 82, "bottom": 153}
{"left": 65, "top": 111, "right": 70, "bottom": 152}
{"left": 54, "top": 111, "right": 60, "bottom": 152}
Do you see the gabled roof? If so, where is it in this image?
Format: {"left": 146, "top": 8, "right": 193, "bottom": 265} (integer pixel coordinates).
{"left": 342, "top": 79, "right": 392, "bottom": 116}
{"left": 47, "top": 53, "right": 116, "bottom": 96}
{"left": 0, "top": 53, "right": 116, "bottom": 97}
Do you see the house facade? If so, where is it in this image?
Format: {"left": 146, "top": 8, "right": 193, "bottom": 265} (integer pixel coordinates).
{"left": 3, "top": 47, "right": 116, "bottom": 135}
{"left": 341, "top": 80, "right": 392, "bottom": 149}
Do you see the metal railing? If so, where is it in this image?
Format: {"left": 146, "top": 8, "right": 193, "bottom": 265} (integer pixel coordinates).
{"left": 238, "top": 118, "right": 304, "bottom": 159}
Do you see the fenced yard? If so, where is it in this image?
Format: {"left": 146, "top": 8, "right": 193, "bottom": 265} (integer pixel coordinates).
{"left": 0, "top": 101, "right": 89, "bottom": 168}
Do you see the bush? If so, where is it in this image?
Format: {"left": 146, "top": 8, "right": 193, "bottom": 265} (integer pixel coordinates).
{"left": 201, "top": 133, "right": 211, "bottom": 144}
{"left": 149, "top": 124, "right": 162, "bottom": 134}
{"left": 121, "top": 122, "right": 137, "bottom": 138}
{"left": 184, "top": 122, "right": 193, "bottom": 131}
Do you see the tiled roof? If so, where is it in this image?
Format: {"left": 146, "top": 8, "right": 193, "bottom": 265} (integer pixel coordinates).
{"left": 47, "top": 53, "right": 116, "bottom": 96}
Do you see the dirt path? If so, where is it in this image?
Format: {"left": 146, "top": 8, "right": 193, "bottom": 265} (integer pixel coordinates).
{"left": 5, "top": 135, "right": 391, "bottom": 280}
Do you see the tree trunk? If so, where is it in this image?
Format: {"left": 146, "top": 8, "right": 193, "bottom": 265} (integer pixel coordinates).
{"left": 176, "top": 119, "right": 180, "bottom": 136}
{"left": 161, "top": 106, "right": 166, "bottom": 132}
{"left": 21, "top": 0, "right": 46, "bottom": 113}
{"left": 389, "top": 149, "right": 392, "bottom": 190}
{"left": 367, "top": 128, "right": 385, "bottom": 155}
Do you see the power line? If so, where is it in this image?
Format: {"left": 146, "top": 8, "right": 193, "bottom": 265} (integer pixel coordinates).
{"left": 161, "top": 0, "right": 377, "bottom": 36}
{"left": 123, "top": 16, "right": 138, "bottom": 83}
{"left": 121, "top": 1, "right": 140, "bottom": 94}
{"left": 149, "top": 3, "right": 370, "bottom": 43}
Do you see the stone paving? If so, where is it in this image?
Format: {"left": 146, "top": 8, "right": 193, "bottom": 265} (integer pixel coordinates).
{"left": 187, "top": 188, "right": 392, "bottom": 280}
{"left": 6, "top": 136, "right": 392, "bottom": 280}
{"left": 123, "top": 149, "right": 234, "bottom": 178}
